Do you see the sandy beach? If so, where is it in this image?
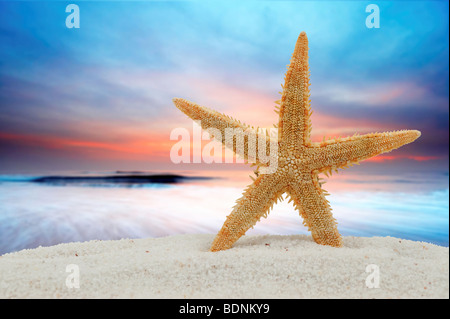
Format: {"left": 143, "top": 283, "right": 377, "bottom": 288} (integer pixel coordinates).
{"left": 0, "top": 234, "right": 448, "bottom": 299}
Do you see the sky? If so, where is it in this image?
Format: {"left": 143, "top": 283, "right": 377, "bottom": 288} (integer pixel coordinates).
{"left": 0, "top": 0, "right": 448, "bottom": 175}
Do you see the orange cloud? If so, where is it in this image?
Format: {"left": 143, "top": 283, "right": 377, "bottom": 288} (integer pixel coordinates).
{"left": 0, "top": 132, "right": 172, "bottom": 161}
{"left": 366, "top": 155, "right": 441, "bottom": 162}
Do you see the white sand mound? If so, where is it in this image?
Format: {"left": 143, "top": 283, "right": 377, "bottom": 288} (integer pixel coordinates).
{"left": 0, "top": 234, "right": 448, "bottom": 299}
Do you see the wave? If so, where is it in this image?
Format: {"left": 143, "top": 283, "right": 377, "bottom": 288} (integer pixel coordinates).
{"left": 0, "top": 173, "right": 213, "bottom": 187}
{"left": 0, "top": 175, "right": 36, "bottom": 182}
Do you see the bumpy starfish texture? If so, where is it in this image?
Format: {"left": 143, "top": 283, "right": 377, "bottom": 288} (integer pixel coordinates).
{"left": 173, "top": 31, "right": 421, "bottom": 252}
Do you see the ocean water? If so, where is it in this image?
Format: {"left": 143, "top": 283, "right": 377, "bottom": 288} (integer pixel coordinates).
{"left": 0, "top": 170, "right": 448, "bottom": 255}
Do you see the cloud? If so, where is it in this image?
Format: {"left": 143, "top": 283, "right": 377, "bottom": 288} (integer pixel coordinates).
{"left": 315, "top": 82, "right": 427, "bottom": 107}
{"left": 0, "top": 0, "right": 447, "bottom": 172}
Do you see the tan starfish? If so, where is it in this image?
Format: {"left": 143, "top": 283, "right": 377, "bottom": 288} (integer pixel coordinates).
{"left": 173, "top": 31, "right": 421, "bottom": 252}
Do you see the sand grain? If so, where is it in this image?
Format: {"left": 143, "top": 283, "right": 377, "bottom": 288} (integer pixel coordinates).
{"left": 0, "top": 234, "right": 448, "bottom": 298}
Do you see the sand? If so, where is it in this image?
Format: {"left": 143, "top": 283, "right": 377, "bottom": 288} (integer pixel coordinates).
{"left": 0, "top": 234, "right": 448, "bottom": 299}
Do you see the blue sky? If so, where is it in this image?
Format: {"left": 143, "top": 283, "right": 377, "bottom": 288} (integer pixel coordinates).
{"left": 0, "top": 0, "right": 448, "bottom": 173}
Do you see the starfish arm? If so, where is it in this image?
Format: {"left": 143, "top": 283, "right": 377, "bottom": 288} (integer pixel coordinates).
{"left": 286, "top": 174, "right": 342, "bottom": 247}
{"left": 210, "top": 173, "right": 286, "bottom": 251}
{"left": 173, "top": 98, "right": 276, "bottom": 165}
{"left": 312, "top": 130, "right": 421, "bottom": 173}
{"left": 278, "top": 31, "right": 313, "bottom": 150}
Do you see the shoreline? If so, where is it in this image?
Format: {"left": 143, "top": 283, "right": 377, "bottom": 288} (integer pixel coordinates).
{"left": 1, "top": 234, "right": 448, "bottom": 299}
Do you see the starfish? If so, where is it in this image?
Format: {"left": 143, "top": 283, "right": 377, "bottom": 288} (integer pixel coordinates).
{"left": 173, "top": 31, "right": 421, "bottom": 252}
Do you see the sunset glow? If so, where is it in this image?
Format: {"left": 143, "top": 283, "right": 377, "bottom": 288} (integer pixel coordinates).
{"left": 0, "top": 0, "right": 447, "bottom": 176}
